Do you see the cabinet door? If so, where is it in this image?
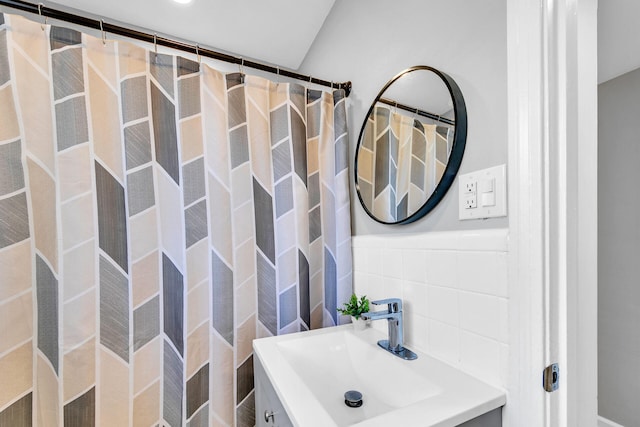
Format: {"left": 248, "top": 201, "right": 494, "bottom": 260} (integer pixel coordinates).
{"left": 254, "top": 357, "right": 293, "bottom": 427}
{"left": 457, "top": 408, "right": 502, "bottom": 427}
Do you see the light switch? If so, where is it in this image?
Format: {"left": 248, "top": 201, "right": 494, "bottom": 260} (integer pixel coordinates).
{"left": 479, "top": 178, "right": 495, "bottom": 194}
{"left": 481, "top": 192, "right": 496, "bottom": 207}
{"left": 480, "top": 178, "right": 496, "bottom": 207}
{"left": 458, "top": 165, "right": 507, "bottom": 220}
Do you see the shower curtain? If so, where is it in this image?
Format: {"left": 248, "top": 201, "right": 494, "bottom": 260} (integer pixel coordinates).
{"left": 0, "top": 13, "right": 352, "bottom": 427}
{"left": 358, "top": 104, "right": 453, "bottom": 222}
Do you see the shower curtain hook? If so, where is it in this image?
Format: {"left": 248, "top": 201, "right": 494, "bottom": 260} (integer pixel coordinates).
{"left": 239, "top": 57, "right": 245, "bottom": 83}
{"left": 195, "top": 44, "right": 201, "bottom": 63}
{"left": 38, "top": 3, "right": 47, "bottom": 31}
{"left": 153, "top": 33, "right": 158, "bottom": 56}
{"left": 100, "top": 19, "right": 106, "bottom": 45}
{"left": 276, "top": 66, "right": 280, "bottom": 86}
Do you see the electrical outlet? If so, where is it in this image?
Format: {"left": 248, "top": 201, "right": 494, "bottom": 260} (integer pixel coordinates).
{"left": 463, "top": 181, "right": 477, "bottom": 210}
{"left": 465, "top": 181, "right": 477, "bottom": 194}
{"left": 464, "top": 194, "right": 477, "bottom": 209}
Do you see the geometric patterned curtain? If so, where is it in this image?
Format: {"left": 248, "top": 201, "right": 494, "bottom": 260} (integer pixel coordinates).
{"left": 0, "top": 12, "right": 351, "bottom": 427}
{"left": 358, "top": 104, "right": 453, "bottom": 222}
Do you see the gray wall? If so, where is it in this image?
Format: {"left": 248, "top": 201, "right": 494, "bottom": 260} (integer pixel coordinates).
{"left": 598, "top": 67, "right": 640, "bottom": 426}
{"left": 299, "top": 0, "right": 508, "bottom": 235}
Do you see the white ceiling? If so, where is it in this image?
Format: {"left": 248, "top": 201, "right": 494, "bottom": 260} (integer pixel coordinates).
{"left": 11, "top": 1, "right": 636, "bottom": 84}
{"left": 598, "top": 0, "right": 640, "bottom": 84}
{"left": 47, "top": 0, "right": 335, "bottom": 70}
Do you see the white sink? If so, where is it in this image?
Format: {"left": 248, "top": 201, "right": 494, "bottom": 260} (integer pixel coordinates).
{"left": 277, "top": 329, "right": 441, "bottom": 424}
{"left": 253, "top": 325, "right": 506, "bottom": 427}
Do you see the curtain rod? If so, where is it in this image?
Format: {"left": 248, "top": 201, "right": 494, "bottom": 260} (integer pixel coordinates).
{"left": 0, "top": 0, "right": 352, "bottom": 97}
{"left": 378, "top": 97, "right": 455, "bottom": 126}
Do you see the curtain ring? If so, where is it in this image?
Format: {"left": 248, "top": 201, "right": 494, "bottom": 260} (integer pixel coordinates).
{"left": 238, "top": 57, "right": 245, "bottom": 83}
{"left": 195, "top": 44, "right": 200, "bottom": 63}
{"left": 100, "top": 19, "right": 106, "bottom": 45}
{"left": 38, "top": 3, "right": 47, "bottom": 31}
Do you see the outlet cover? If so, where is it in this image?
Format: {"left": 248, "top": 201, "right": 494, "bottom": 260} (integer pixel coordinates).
{"left": 458, "top": 164, "right": 507, "bottom": 220}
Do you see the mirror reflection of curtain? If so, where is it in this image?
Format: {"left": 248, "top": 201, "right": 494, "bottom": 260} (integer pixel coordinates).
{"left": 359, "top": 105, "right": 453, "bottom": 222}
{"left": 0, "top": 13, "right": 352, "bottom": 427}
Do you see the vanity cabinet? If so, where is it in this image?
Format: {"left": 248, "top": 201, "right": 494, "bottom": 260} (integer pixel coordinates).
{"left": 458, "top": 408, "right": 501, "bottom": 427}
{"left": 254, "top": 356, "right": 293, "bottom": 427}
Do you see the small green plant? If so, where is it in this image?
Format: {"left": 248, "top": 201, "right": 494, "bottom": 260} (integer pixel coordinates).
{"left": 338, "top": 293, "right": 370, "bottom": 319}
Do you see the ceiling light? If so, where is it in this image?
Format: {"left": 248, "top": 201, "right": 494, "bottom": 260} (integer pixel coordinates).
{"left": 173, "top": 0, "right": 193, "bottom": 4}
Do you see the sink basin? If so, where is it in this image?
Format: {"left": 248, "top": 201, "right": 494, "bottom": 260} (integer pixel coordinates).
{"left": 253, "top": 325, "right": 506, "bottom": 427}
{"left": 277, "top": 329, "right": 441, "bottom": 424}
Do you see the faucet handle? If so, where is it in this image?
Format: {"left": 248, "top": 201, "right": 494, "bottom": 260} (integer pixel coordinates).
{"left": 371, "top": 298, "right": 402, "bottom": 313}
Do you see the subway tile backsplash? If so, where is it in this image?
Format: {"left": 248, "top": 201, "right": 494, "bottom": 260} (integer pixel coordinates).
{"left": 352, "top": 229, "right": 509, "bottom": 388}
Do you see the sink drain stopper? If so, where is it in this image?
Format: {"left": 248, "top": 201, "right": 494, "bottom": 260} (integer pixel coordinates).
{"left": 344, "top": 390, "right": 363, "bottom": 408}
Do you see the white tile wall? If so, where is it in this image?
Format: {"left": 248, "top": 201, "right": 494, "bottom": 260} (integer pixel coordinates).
{"left": 352, "top": 229, "right": 509, "bottom": 388}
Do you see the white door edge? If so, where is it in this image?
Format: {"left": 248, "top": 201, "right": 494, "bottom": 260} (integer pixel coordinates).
{"left": 505, "top": 0, "right": 598, "bottom": 426}
{"left": 505, "top": 0, "right": 547, "bottom": 424}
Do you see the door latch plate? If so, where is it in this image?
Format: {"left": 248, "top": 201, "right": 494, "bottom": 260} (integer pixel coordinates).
{"left": 543, "top": 363, "right": 559, "bottom": 392}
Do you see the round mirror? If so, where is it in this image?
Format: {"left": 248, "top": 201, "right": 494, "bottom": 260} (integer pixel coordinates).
{"left": 354, "top": 66, "right": 467, "bottom": 224}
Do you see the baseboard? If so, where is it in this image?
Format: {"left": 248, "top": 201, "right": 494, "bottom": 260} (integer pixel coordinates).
{"left": 598, "top": 415, "right": 625, "bottom": 427}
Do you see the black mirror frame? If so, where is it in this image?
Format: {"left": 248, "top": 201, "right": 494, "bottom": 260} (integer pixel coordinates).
{"left": 354, "top": 65, "right": 467, "bottom": 225}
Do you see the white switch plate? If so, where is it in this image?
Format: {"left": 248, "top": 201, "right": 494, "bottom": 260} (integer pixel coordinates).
{"left": 458, "top": 164, "right": 507, "bottom": 220}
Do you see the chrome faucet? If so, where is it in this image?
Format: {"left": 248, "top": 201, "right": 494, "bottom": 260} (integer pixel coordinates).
{"left": 361, "top": 298, "right": 417, "bottom": 360}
